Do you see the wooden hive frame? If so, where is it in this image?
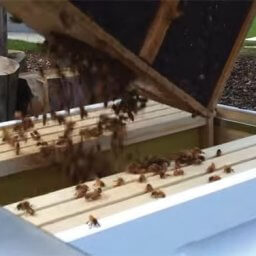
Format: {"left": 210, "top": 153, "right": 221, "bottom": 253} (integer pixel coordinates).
{"left": 2, "top": 0, "right": 255, "bottom": 117}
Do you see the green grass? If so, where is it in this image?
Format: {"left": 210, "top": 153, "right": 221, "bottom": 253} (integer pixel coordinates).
{"left": 247, "top": 17, "right": 256, "bottom": 38}
{"left": 7, "top": 39, "right": 42, "bottom": 52}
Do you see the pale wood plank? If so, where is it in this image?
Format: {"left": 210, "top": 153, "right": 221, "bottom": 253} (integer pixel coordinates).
{"left": 8, "top": 143, "right": 256, "bottom": 227}
{"left": 46, "top": 157, "right": 256, "bottom": 233}
{"left": 0, "top": 103, "right": 172, "bottom": 152}
{"left": 208, "top": 1, "right": 256, "bottom": 110}
{"left": 6, "top": 134, "right": 256, "bottom": 214}
{"left": 0, "top": 108, "right": 180, "bottom": 154}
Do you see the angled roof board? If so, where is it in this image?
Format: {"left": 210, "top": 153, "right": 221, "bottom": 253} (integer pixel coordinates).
{"left": 1, "top": 0, "right": 255, "bottom": 115}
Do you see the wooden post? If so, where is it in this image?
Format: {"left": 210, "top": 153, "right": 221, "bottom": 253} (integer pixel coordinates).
{"left": 0, "top": 6, "right": 7, "bottom": 56}
{"left": 0, "top": 56, "right": 19, "bottom": 121}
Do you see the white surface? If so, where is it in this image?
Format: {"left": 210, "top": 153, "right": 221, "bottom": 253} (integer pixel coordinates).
{"left": 56, "top": 168, "right": 256, "bottom": 243}
{"left": 8, "top": 32, "right": 45, "bottom": 43}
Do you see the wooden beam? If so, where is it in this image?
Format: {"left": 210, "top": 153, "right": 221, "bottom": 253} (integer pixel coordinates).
{"left": 0, "top": 6, "right": 7, "bottom": 56}
{"left": 208, "top": 1, "right": 256, "bottom": 111}
{"left": 200, "top": 116, "right": 214, "bottom": 147}
{"left": 0, "top": 0, "right": 210, "bottom": 117}
{"left": 140, "top": 0, "right": 181, "bottom": 63}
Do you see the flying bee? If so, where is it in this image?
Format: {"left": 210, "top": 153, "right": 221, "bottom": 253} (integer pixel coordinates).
{"left": 43, "top": 113, "right": 47, "bottom": 126}
{"left": 15, "top": 141, "right": 20, "bottom": 155}
{"left": 79, "top": 105, "right": 88, "bottom": 120}
{"left": 30, "top": 130, "right": 41, "bottom": 141}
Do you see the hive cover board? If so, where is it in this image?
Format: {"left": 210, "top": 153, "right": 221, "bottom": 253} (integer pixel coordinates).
{"left": 71, "top": 0, "right": 253, "bottom": 107}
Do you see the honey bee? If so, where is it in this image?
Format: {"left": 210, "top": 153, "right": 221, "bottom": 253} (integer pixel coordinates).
{"left": 138, "top": 174, "right": 147, "bottom": 183}
{"left": 85, "top": 188, "right": 102, "bottom": 201}
{"left": 147, "top": 163, "right": 162, "bottom": 173}
{"left": 127, "top": 162, "right": 144, "bottom": 174}
{"left": 94, "top": 178, "right": 105, "bottom": 188}
{"left": 145, "top": 183, "right": 154, "bottom": 193}
{"left": 206, "top": 163, "right": 216, "bottom": 173}
{"left": 2, "top": 128, "right": 16, "bottom": 147}
{"left": 16, "top": 201, "right": 35, "bottom": 216}
{"left": 37, "top": 141, "right": 48, "bottom": 146}
{"left": 224, "top": 165, "right": 234, "bottom": 174}
{"left": 55, "top": 114, "right": 66, "bottom": 125}
{"left": 151, "top": 189, "right": 166, "bottom": 199}
{"left": 87, "top": 215, "right": 100, "bottom": 228}
{"left": 209, "top": 175, "right": 221, "bottom": 182}
{"left": 176, "top": 147, "right": 205, "bottom": 165}
{"left": 40, "top": 144, "right": 55, "bottom": 157}
{"left": 63, "top": 121, "right": 75, "bottom": 138}
{"left": 15, "top": 141, "right": 20, "bottom": 155}
{"left": 216, "top": 149, "right": 222, "bottom": 157}
{"left": 159, "top": 170, "right": 169, "bottom": 179}
{"left": 75, "top": 184, "right": 89, "bottom": 198}
{"left": 30, "top": 130, "right": 41, "bottom": 141}
{"left": 43, "top": 113, "right": 47, "bottom": 126}
{"left": 79, "top": 105, "right": 88, "bottom": 120}
{"left": 113, "top": 177, "right": 125, "bottom": 187}
{"left": 173, "top": 169, "right": 184, "bottom": 176}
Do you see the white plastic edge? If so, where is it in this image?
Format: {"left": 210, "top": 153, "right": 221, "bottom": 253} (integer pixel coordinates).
{"left": 55, "top": 167, "right": 256, "bottom": 242}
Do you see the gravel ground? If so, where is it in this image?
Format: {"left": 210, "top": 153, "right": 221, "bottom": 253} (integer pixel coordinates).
{"left": 219, "top": 50, "right": 256, "bottom": 110}
{"left": 25, "top": 50, "right": 256, "bottom": 111}
{"left": 25, "top": 52, "right": 52, "bottom": 71}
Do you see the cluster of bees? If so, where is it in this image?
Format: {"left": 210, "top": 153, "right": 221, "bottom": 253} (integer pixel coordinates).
{"left": 15, "top": 147, "right": 235, "bottom": 228}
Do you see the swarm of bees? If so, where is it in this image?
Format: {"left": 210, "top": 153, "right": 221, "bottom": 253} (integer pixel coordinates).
{"left": 75, "top": 184, "right": 89, "bottom": 199}
{"left": 127, "top": 156, "right": 170, "bottom": 175}
{"left": 16, "top": 200, "right": 35, "bottom": 216}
